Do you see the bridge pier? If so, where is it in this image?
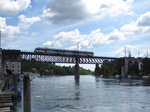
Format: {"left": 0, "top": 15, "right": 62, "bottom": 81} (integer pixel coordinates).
{"left": 75, "top": 56, "right": 79, "bottom": 80}
{"left": 0, "top": 48, "right": 2, "bottom": 72}
{"left": 120, "top": 57, "right": 143, "bottom": 75}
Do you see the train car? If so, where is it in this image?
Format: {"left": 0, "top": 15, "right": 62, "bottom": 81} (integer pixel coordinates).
{"left": 34, "top": 48, "right": 57, "bottom": 54}
{"left": 34, "top": 47, "right": 94, "bottom": 56}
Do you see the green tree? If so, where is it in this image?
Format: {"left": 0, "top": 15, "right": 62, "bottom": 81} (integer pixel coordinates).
{"left": 100, "top": 64, "right": 112, "bottom": 78}
{"left": 128, "top": 62, "right": 139, "bottom": 75}
{"left": 21, "top": 61, "right": 93, "bottom": 75}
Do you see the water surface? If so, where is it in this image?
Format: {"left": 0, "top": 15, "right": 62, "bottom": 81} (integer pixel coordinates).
{"left": 15, "top": 75, "right": 150, "bottom": 112}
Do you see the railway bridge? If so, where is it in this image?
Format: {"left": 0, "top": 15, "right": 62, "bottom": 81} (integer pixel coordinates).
{"left": 1, "top": 49, "right": 118, "bottom": 80}
{"left": 1, "top": 49, "right": 145, "bottom": 79}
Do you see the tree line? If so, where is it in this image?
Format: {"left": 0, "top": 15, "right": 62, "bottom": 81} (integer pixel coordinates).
{"left": 21, "top": 61, "right": 93, "bottom": 75}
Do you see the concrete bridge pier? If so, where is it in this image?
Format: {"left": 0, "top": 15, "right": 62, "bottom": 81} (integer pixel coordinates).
{"left": 75, "top": 56, "right": 80, "bottom": 80}
{"left": 0, "top": 48, "right": 2, "bottom": 72}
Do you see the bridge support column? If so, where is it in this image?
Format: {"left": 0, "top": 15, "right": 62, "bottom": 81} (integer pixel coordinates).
{"left": 75, "top": 56, "right": 79, "bottom": 80}
{"left": 0, "top": 48, "right": 2, "bottom": 72}
{"left": 124, "top": 58, "right": 129, "bottom": 74}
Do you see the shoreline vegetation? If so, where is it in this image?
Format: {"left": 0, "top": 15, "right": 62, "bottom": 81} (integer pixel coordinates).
{"left": 21, "top": 61, "right": 94, "bottom": 75}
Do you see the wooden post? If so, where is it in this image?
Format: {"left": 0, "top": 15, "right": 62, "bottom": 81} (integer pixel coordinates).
{"left": 23, "top": 75, "right": 31, "bottom": 112}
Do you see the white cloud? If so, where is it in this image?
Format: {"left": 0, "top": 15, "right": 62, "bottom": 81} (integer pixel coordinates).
{"left": 108, "top": 29, "right": 125, "bottom": 40}
{"left": 54, "top": 29, "right": 85, "bottom": 43}
{"left": 0, "top": 0, "right": 31, "bottom": 15}
{"left": 42, "top": 0, "right": 134, "bottom": 24}
{"left": 136, "top": 12, "right": 150, "bottom": 27}
{"left": 120, "top": 22, "right": 138, "bottom": 34}
{"left": 42, "top": 0, "right": 88, "bottom": 24}
{"left": 80, "top": 40, "right": 93, "bottom": 49}
{"left": 43, "top": 41, "right": 62, "bottom": 48}
{"left": 121, "top": 12, "right": 150, "bottom": 34}
{"left": 18, "top": 15, "right": 41, "bottom": 29}
{"left": 88, "top": 29, "right": 110, "bottom": 46}
{"left": 69, "top": 40, "right": 93, "bottom": 50}
{"left": 0, "top": 15, "right": 41, "bottom": 39}
{"left": 85, "top": 0, "right": 134, "bottom": 17}
{"left": 0, "top": 17, "right": 20, "bottom": 38}
{"left": 43, "top": 28, "right": 125, "bottom": 50}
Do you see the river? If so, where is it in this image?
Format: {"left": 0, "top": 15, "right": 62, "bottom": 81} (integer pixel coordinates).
{"left": 14, "top": 75, "right": 150, "bottom": 112}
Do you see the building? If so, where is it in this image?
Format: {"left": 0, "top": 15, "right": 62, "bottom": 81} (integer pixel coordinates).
{"left": 5, "top": 61, "right": 21, "bottom": 74}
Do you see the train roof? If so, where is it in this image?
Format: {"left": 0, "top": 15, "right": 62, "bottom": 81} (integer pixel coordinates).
{"left": 35, "top": 47, "right": 94, "bottom": 53}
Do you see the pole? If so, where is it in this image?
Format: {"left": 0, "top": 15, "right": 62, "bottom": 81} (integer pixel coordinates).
{"left": 77, "top": 42, "right": 79, "bottom": 51}
{"left": 23, "top": 75, "right": 31, "bottom": 112}
{"left": 124, "top": 46, "right": 126, "bottom": 57}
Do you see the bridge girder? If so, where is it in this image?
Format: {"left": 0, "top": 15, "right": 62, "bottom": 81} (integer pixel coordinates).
{"left": 20, "top": 52, "right": 117, "bottom": 64}
{"left": 2, "top": 50, "right": 118, "bottom": 64}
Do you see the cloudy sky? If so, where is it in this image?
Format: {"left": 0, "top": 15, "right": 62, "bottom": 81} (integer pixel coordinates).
{"left": 0, "top": 0, "right": 150, "bottom": 58}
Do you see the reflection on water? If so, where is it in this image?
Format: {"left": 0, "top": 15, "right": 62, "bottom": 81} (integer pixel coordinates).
{"left": 74, "top": 80, "right": 80, "bottom": 100}
{"left": 14, "top": 75, "right": 150, "bottom": 112}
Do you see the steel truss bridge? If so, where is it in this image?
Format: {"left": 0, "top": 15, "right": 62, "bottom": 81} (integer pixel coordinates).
{"left": 2, "top": 50, "right": 118, "bottom": 64}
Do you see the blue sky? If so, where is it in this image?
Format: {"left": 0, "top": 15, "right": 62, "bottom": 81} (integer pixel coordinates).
{"left": 0, "top": 0, "right": 150, "bottom": 59}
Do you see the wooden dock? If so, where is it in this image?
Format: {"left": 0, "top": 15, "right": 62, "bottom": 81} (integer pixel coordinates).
{"left": 0, "top": 92, "right": 18, "bottom": 111}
